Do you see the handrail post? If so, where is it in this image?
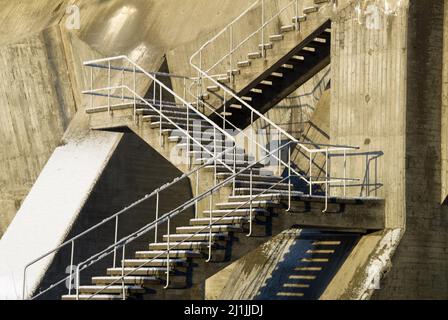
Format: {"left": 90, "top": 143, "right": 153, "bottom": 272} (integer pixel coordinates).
{"left": 343, "top": 150, "right": 347, "bottom": 197}
{"left": 133, "top": 65, "right": 137, "bottom": 124}
{"left": 90, "top": 67, "right": 93, "bottom": 109}
{"left": 68, "top": 240, "right": 75, "bottom": 295}
{"left": 164, "top": 218, "right": 171, "bottom": 289}
{"left": 75, "top": 265, "right": 80, "bottom": 300}
{"left": 287, "top": 144, "right": 292, "bottom": 212}
{"left": 233, "top": 146, "right": 236, "bottom": 196}
{"left": 214, "top": 128, "right": 217, "bottom": 186}
{"left": 159, "top": 84, "right": 163, "bottom": 147}
{"left": 121, "top": 244, "right": 126, "bottom": 300}
{"left": 113, "top": 216, "right": 119, "bottom": 268}
{"left": 295, "top": 0, "right": 299, "bottom": 31}
{"left": 121, "top": 63, "right": 124, "bottom": 103}
{"left": 155, "top": 192, "right": 159, "bottom": 243}
{"left": 153, "top": 75, "right": 156, "bottom": 105}
{"left": 309, "top": 153, "right": 313, "bottom": 196}
{"left": 206, "top": 193, "right": 213, "bottom": 262}
{"left": 229, "top": 25, "right": 233, "bottom": 81}
{"left": 247, "top": 168, "right": 253, "bottom": 237}
{"left": 107, "top": 61, "right": 111, "bottom": 114}
{"left": 261, "top": 0, "right": 265, "bottom": 58}
{"left": 195, "top": 171, "right": 199, "bottom": 218}
{"left": 323, "top": 148, "right": 329, "bottom": 213}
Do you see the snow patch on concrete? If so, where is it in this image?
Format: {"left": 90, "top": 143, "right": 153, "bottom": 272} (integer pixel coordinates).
{"left": 357, "top": 228, "right": 403, "bottom": 300}
{"left": 0, "top": 131, "right": 122, "bottom": 300}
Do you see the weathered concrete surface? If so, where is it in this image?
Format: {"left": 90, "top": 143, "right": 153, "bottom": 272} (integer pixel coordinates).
{"left": 0, "top": 112, "right": 122, "bottom": 299}
{"left": 330, "top": 0, "right": 409, "bottom": 228}
{"left": 0, "top": 0, "right": 278, "bottom": 237}
{"left": 0, "top": 26, "right": 77, "bottom": 237}
{"left": 372, "top": 0, "right": 448, "bottom": 299}
{"left": 321, "top": 229, "right": 402, "bottom": 300}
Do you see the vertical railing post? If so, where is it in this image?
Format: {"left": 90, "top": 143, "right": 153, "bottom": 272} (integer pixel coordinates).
{"left": 287, "top": 144, "right": 292, "bottom": 212}
{"left": 75, "top": 265, "right": 80, "bottom": 300}
{"left": 247, "top": 168, "right": 253, "bottom": 237}
{"left": 107, "top": 61, "right": 111, "bottom": 113}
{"left": 229, "top": 25, "right": 233, "bottom": 81}
{"left": 206, "top": 193, "right": 213, "bottom": 262}
{"left": 121, "top": 64, "right": 124, "bottom": 103}
{"left": 309, "top": 153, "right": 313, "bottom": 196}
{"left": 153, "top": 75, "right": 157, "bottom": 105}
{"left": 323, "top": 149, "right": 329, "bottom": 213}
{"left": 133, "top": 65, "right": 137, "bottom": 124}
{"left": 113, "top": 216, "right": 119, "bottom": 268}
{"left": 90, "top": 67, "right": 93, "bottom": 109}
{"left": 155, "top": 192, "right": 159, "bottom": 243}
{"left": 159, "top": 83, "right": 163, "bottom": 147}
{"left": 261, "top": 0, "right": 265, "bottom": 58}
{"left": 295, "top": 0, "right": 299, "bottom": 31}
{"left": 68, "top": 240, "right": 75, "bottom": 295}
{"left": 215, "top": 128, "right": 218, "bottom": 185}
{"left": 343, "top": 150, "right": 347, "bottom": 197}
{"left": 195, "top": 171, "right": 199, "bottom": 218}
{"left": 121, "top": 244, "right": 126, "bottom": 300}
{"left": 164, "top": 218, "right": 171, "bottom": 289}
{"left": 233, "top": 146, "right": 237, "bottom": 196}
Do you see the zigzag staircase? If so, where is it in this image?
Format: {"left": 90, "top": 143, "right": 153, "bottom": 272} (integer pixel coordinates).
{"left": 22, "top": 0, "right": 383, "bottom": 301}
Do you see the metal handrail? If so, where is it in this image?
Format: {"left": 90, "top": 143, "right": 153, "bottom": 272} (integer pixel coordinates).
{"left": 28, "top": 141, "right": 289, "bottom": 300}
{"left": 84, "top": 55, "right": 234, "bottom": 143}
{"left": 73, "top": 141, "right": 358, "bottom": 300}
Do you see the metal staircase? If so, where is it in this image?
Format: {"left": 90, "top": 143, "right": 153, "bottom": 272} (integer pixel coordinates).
{"left": 20, "top": 0, "right": 382, "bottom": 301}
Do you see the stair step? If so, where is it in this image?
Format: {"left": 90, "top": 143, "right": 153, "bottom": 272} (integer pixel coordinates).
{"left": 248, "top": 52, "right": 262, "bottom": 59}
{"left": 207, "top": 86, "right": 220, "bottom": 93}
{"left": 216, "top": 172, "right": 282, "bottom": 182}
{"left": 237, "top": 60, "right": 251, "bottom": 68}
{"left": 227, "top": 69, "right": 241, "bottom": 76}
{"left": 135, "top": 250, "right": 202, "bottom": 259}
{"left": 216, "top": 200, "right": 281, "bottom": 210}
{"left": 207, "top": 165, "right": 273, "bottom": 175}
{"left": 203, "top": 208, "right": 270, "bottom": 217}
{"left": 259, "top": 43, "right": 273, "bottom": 50}
{"left": 77, "top": 285, "right": 144, "bottom": 295}
{"left": 269, "top": 34, "right": 284, "bottom": 42}
{"left": 122, "top": 258, "right": 188, "bottom": 268}
{"left": 227, "top": 193, "right": 283, "bottom": 202}
{"left": 217, "top": 76, "right": 231, "bottom": 84}
{"left": 92, "top": 276, "right": 161, "bottom": 286}
{"left": 292, "top": 16, "right": 307, "bottom": 23}
{"left": 303, "top": 6, "right": 319, "bottom": 14}
{"left": 163, "top": 233, "right": 229, "bottom": 242}
{"left": 107, "top": 267, "right": 171, "bottom": 276}
{"left": 234, "top": 188, "right": 303, "bottom": 196}
{"left": 234, "top": 180, "right": 292, "bottom": 190}
{"left": 281, "top": 25, "right": 295, "bottom": 33}
{"left": 137, "top": 108, "right": 202, "bottom": 120}
{"left": 149, "top": 241, "right": 212, "bottom": 251}
{"left": 229, "top": 103, "right": 243, "bottom": 109}
{"left": 148, "top": 121, "right": 214, "bottom": 131}
{"left": 190, "top": 216, "right": 250, "bottom": 226}
{"left": 200, "top": 93, "right": 210, "bottom": 100}
{"left": 314, "top": 0, "right": 330, "bottom": 4}
{"left": 176, "top": 225, "right": 243, "bottom": 234}
{"left": 62, "top": 294, "right": 123, "bottom": 300}
{"left": 143, "top": 115, "right": 206, "bottom": 125}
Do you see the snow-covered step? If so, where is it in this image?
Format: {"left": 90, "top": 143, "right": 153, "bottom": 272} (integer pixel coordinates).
{"left": 162, "top": 233, "right": 229, "bottom": 242}
{"left": 176, "top": 225, "right": 242, "bottom": 234}
{"left": 106, "top": 267, "right": 171, "bottom": 276}
{"left": 135, "top": 250, "right": 202, "bottom": 259}
{"left": 190, "top": 216, "right": 250, "bottom": 226}
{"left": 62, "top": 294, "right": 123, "bottom": 300}
{"left": 77, "top": 285, "right": 145, "bottom": 295}
{"left": 269, "top": 34, "right": 284, "bottom": 42}
{"left": 148, "top": 241, "right": 212, "bottom": 251}
{"left": 202, "top": 208, "right": 270, "bottom": 217}
{"left": 248, "top": 52, "right": 262, "bottom": 59}
{"left": 216, "top": 200, "right": 281, "bottom": 210}
{"left": 122, "top": 258, "right": 188, "bottom": 268}
{"left": 92, "top": 276, "right": 161, "bottom": 286}
{"left": 237, "top": 60, "right": 251, "bottom": 68}
{"left": 281, "top": 25, "right": 295, "bottom": 33}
